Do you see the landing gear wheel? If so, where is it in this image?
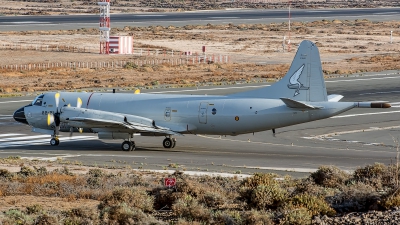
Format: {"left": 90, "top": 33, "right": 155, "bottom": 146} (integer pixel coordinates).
{"left": 130, "top": 141, "right": 136, "bottom": 151}
{"left": 163, "top": 138, "right": 173, "bottom": 149}
{"left": 50, "top": 138, "right": 59, "bottom": 146}
{"left": 121, "top": 141, "right": 133, "bottom": 151}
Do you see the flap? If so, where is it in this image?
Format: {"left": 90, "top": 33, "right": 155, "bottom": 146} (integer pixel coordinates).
{"left": 280, "top": 98, "right": 323, "bottom": 109}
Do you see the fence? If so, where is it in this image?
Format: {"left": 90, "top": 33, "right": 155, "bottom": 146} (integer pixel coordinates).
{"left": 0, "top": 56, "right": 230, "bottom": 72}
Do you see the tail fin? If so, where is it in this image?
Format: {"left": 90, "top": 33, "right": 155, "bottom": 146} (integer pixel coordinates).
{"left": 232, "top": 40, "right": 328, "bottom": 102}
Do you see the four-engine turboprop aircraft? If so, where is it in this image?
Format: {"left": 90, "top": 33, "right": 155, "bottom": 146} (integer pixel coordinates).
{"left": 13, "top": 40, "right": 391, "bottom": 151}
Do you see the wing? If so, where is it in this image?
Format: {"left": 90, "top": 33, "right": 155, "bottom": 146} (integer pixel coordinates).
{"left": 59, "top": 107, "right": 182, "bottom": 136}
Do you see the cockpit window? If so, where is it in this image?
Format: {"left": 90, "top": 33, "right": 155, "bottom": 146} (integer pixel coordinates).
{"left": 32, "top": 94, "right": 44, "bottom": 106}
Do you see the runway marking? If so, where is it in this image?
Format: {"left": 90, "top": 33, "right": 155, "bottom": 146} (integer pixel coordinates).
{"left": 359, "top": 91, "right": 400, "bottom": 96}
{"left": 134, "top": 15, "right": 166, "bottom": 17}
{"left": 147, "top": 85, "right": 270, "bottom": 94}
{"left": 208, "top": 17, "right": 239, "bottom": 19}
{"left": 0, "top": 100, "right": 32, "bottom": 104}
{"left": 332, "top": 110, "right": 400, "bottom": 118}
{"left": 0, "top": 133, "right": 24, "bottom": 138}
{"left": 196, "top": 134, "right": 395, "bottom": 155}
{"left": 0, "top": 134, "right": 97, "bottom": 148}
{"left": 325, "top": 76, "right": 400, "bottom": 83}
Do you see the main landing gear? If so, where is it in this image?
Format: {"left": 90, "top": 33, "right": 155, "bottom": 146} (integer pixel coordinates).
{"left": 121, "top": 140, "right": 136, "bottom": 151}
{"left": 163, "top": 137, "right": 176, "bottom": 149}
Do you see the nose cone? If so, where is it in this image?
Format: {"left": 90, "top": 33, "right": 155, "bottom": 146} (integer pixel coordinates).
{"left": 13, "top": 106, "right": 28, "bottom": 125}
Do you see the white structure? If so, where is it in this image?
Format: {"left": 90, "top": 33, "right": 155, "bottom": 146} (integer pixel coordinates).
{"left": 98, "top": 0, "right": 110, "bottom": 54}
{"left": 109, "top": 36, "right": 133, "bottom": 54}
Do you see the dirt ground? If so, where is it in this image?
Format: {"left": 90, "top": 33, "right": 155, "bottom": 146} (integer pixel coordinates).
{"left": 0, "top": 19, "right": 400, "bottom": 95}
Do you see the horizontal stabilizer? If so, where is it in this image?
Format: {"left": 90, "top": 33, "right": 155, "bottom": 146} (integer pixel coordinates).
{"left": 327, "top": 94, "right": 344, "bottom": 102}
{"left": 280, "top": 98, "right": 323, "bottom": 109}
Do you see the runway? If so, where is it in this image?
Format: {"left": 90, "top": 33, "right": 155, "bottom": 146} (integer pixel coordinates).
{"left": 0, "top": 8, "right": 399, "bottom": 31}
{"left": 1, "top": 71, "right": 400, "bottom": 177}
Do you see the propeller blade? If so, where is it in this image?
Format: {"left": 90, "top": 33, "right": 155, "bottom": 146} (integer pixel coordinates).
{"left": 77, "top": 97, "right": 82, "bottom": 108}
{"left": 47, "top": 113, "right": 54, "bottom": 126}
{"left": 55, "top": 93, "right": 60, "bottom": 108}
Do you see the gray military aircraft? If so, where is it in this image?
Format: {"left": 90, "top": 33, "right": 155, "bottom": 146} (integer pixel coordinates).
{"left": 13, "top": 40, "right": 391, "bottom": 151}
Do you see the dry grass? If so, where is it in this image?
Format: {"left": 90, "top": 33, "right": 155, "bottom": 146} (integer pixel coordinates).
{"left": 1, "top": 161, "right": 400, "bottom": 224}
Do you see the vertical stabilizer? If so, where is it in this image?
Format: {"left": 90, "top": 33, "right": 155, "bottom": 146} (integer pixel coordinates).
{"left": 232, "top": 40, "right": 328, "bottom": 102}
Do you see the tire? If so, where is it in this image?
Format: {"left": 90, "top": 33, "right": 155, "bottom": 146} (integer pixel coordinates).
{"left": 50, "top": 138, "right": 59, "bottom": 146}
{"left": 163, "top": 138, "right": 172, "bottom": 148}
{"left": 121, "top": 141, "right": 132, "bottom": 151}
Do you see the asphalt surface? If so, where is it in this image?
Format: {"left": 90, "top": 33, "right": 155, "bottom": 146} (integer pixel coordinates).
{"left": 0, "top": 8, "right": 399, "bottom": 31}
{"left": 1, "top": 70, "right": 400, "bottom": 177}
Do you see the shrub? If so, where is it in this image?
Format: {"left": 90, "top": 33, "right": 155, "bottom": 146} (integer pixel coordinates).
{"left": 310, "top": 166, "right": 350, "bottom": 188}
{"left": 279, "top": 204, "right": 313, "bottom": 225}
{"left": 201, "top": 191, "right": 226, "bottom": 208}
{"left": 328, "top": 183, "right": 380, "bottom": 213}
{"left": 213, "top": 210, "right": 242, "bottom": 225}
{"left": 35, "top": 213, "right": 58, "bottom": 224}
{"left": 172, "top": 195, "right": 211, "bottom": 222}
{"left": 4, "top": 209, "right": 33, "bottom": 225}
{"left": 242, "top": 209, "right": 274, "bottom": 225}
{"left": 99, "top": 187, "right": 154, "bottom": 213}
{"left": 18, "top": 166, "right": 36, "bottom": 177}
{"left": 241, "top": 173, "right": 278, "bottom": 189}
{"left": 26, "top": 204, "right": 44, "bottom": 214}
{"left": 250, "top": 183, "right": 288, "bottom": 210}
{"left": 63, "top": 207, "right": 99, "bottom": 224}
{"left": 290, "top": 194, "right": 336, "bottom": 216}
{"left": 152, "top": 188, "right": 182, "bottom": 210}
{"left": 0, "top": 168, "right": 14, "bottom": 180}
{"left": 353, "top": 163, "right": 392, "bottom": 188}
{"left": 380, "top": 188, "right": 400, "bottom": 209}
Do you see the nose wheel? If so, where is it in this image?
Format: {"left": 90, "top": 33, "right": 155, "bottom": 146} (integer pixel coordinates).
{"left": 50, "top": 137, "right": 60, "bottom": 146}
{"left": 121, "top": 141, "right": 136, "bottom": 151}
{"left": 163, "top": 137, "right": 176, "bottom": 149}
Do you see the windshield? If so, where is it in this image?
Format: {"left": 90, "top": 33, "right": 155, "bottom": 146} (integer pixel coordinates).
{"left": 32, "top": 94, "right": 44, "bottom": 106}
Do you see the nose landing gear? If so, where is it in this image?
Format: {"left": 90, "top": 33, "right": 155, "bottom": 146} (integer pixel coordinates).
{"left": 50, "top": 137, "right": 60, "bottom": 146}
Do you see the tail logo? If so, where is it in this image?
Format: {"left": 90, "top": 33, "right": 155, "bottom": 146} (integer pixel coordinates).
{"left": 287, "top": 64, "right": 309, "bottom": 96}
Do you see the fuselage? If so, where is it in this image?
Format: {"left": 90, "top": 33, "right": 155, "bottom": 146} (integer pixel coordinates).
{"left": 21, "top": 92, "right": 355, "bottom": 136}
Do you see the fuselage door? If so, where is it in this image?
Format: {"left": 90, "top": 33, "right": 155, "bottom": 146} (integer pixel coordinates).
{"left": 198, "top": 102, "right": 208, "bottom": 124}
{"left": 164, "top": 107, "right": 171, "bottom": 121}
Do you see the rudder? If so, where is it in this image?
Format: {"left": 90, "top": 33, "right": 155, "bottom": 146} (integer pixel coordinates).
{"left": 231, "top": 40, "right": 328, "bottom": 102}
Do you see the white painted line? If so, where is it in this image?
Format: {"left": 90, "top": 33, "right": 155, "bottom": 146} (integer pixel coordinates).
{"left": 147, "top": 85, "right": 270, "bottom": 94}
{"left": 0, "top": 136, "right": 97, "bottom": 148}
{"left": 0, "top": 100, "right": 32, "bottom": 104}
{"left": 0, "top": 135, "right": 51, "bottom": 142}
{"left": 134, "top": 15, "right": 166, "bottom": 17}
{"left": 326, "top": 76, "right": 400, "bottom": 83}
{"left": 208, "top": 17, "right": 239, "bottom": 19}
{"left": 332, "top": 110, "right": 400, "bottom": 118}
{"left": 359, "top": 91, "right": 400, "bottom": 96}
{"left": 0, "top": 134, "right": 24, "bottom": 138}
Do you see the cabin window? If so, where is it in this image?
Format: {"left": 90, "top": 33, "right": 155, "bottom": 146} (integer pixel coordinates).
{"left": 32, "top": 95, "right": 44, "bottom": 106}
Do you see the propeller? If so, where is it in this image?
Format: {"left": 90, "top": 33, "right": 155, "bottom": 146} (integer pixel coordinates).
{"left": 47, "top": 93, "right": 83, "bottom": 137}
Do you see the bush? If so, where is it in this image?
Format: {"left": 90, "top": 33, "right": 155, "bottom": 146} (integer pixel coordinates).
{"left": 26, "top": 204, "right": 44, "bottom": 214}
{"left": 100, "top": 203, "right": 162, "bottom": 225}
{"left": 380, "top": 188, "right": 400, "bottom": 209}
{"left": 201, "top": 191, "right": 226, "bottom": 208}
{"left": 152, "top": 188, "right": 182, "bottom": 210}
{"left": 279, "top": 204, "right": 313, "bottom": 225}
{"left": 4, "top": 209, "right": 33, "bottom": 225}
{"left": 18, "top": 166, "right": 36, "bottom": 177}
{"left": 172, "top": 195, "right": 211, "bottom": 222}
{"left": 310, "top": 166, "right": 350, "bottom": 188}
{"left": 241, "top": 173, "right": 278, "bottom": 189}
{"left": 99, "top": 187, "right": 154, "bottom": 213}
{"left": 328, "top": 183, "right": 380, "bottom": 213}
{"left": 353, "top": 163, "right": 393, "bottom": 188}
{"left": 242, "top": 209, "right": 274, "bottom": 225}
{"left": 250, "top": 184, "right": 288, "bottom": 210}
{"left": 290, "top": 194, "right": 336, "bottom": 216}
{"left": 34, "top": 213, "right": 58, "bottom": 225}
{"left": 63, "top": 207, "right": 99, "bottom": 224}
{"left": 0, "top": 168, "right": 14, "bottom": 180}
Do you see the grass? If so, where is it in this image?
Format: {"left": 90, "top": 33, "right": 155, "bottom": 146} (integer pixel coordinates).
{"left": 0, "top": 162, "right": 400, "bottom": 224}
